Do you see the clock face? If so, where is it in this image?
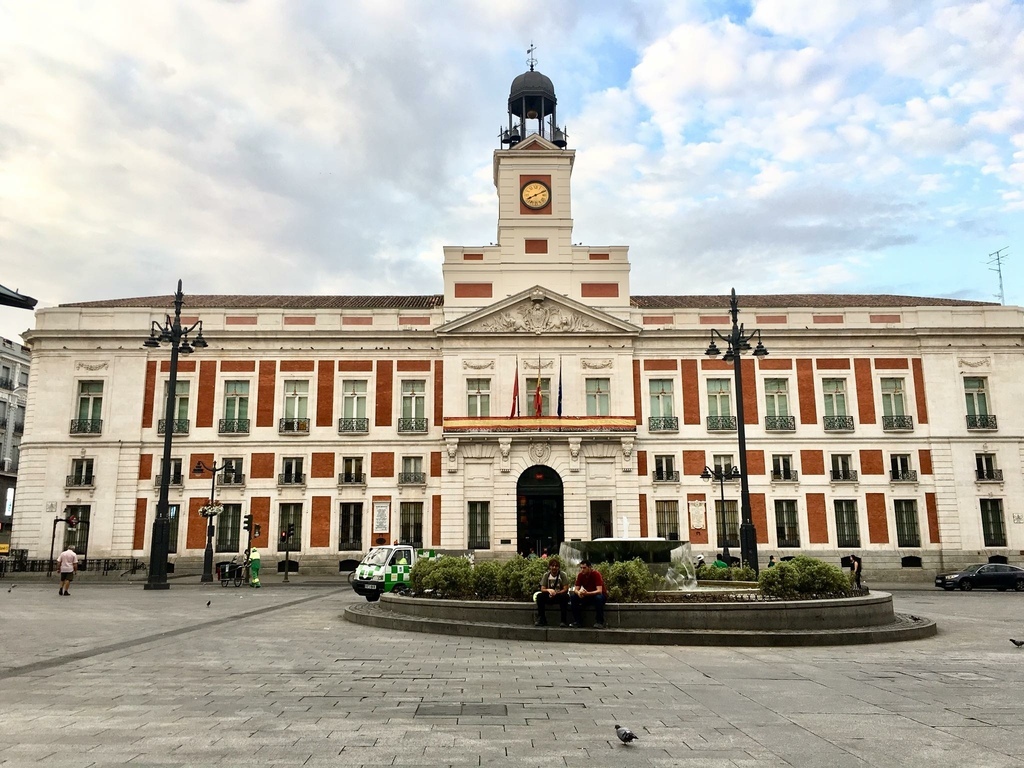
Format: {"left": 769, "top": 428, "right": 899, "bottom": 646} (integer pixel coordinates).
{"left": 521, "top": 181, "right": 550, "bottom": 210}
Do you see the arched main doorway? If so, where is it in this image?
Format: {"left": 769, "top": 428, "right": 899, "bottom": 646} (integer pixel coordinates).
{"left": 516, "top": 465, "right": 564, "bottom": 557}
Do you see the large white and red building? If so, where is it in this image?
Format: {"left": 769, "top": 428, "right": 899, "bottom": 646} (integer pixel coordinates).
{"left": 11, "top": 67, "right": 1022, "bottom": 579}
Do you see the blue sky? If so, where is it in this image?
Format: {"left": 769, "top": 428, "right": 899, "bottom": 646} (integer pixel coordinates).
{"left": 0, "top": 0, "right": 1021, "bottom": 342}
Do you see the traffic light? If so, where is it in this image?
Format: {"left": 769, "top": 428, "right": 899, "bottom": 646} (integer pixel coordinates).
{"left": 243, "top": 514, "right": 253, "bottom": 532}
{"left": 287, "top": 523, "right": 295, "bottom": 539}
{"left": 280, "top": 529, "right": 288, "bottom": 543}
{"left": 67, "top": 515, "right": 78, "bottom": 528}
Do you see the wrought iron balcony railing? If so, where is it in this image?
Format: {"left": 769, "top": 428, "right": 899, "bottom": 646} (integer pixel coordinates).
{"left": 882, "top": 415, "right": 914, "bottom": 431}
{"left": 218, "top": 473, "right": 246, "bottom": 485}
{"left": 706, "top": 415, "right": 737, "bottom": 431}
{"left": 966, "top": 414, "right": 997, "bottom": 430}
{"left": 65, "top": 475, "right": 94, "bottom": 488}
{"left": 339, "top": 540, "right": 362, "bottom": 550}
{"left": 155, "top": 474, "right": 184, "bottom": 486}
{"left": 398, "top": 472, "right": 426, "bottom": 485}
{"left": 338, "top": 417, "right": 369, "bottom": 434}
{"left": 338, "top": 472, "right": 366, "bottom": 485}
{"left": 70, "top": 419, "right": 102, "bottom": 435}
{"left": 648, "top": 416, "right": 679, "bottom": 432}
{"left": 652, "top": 470, "right": 680, "bottom": 482}
{"left": 278, "top": 473, "right": 305, "bottom": 485}
{"left": 830, "top": 469, "right": 858, "bottom": 481}
{"left": 771, "top": 470, "right": 799, "bottom": 481}
{"left": 976, "top": 469, "right": 1003, "bottom": 482}
{"left": 764, "top": 415, "right": 796, "bottom": 431}
{"left": 823, "top": 415, "right": 855, "bottom": 431}
{"left": 468, "top": 539, "right": 490, "bottom": 550}
{"left": 13, "top": 421, "right": 24, "bottom": 434}
{"left": 890, "top": 470, "right": 918, "bottom": 482}
{"left": 219, "top": 419, "right": 250, "bottom": 434}
{"left": 442, "top": 416, "right": 636, "bottom": 434}
{"left": 279, "top": 418, "right": 310, "bottom": 434}
{"left": 398, "top": 418, "right": 428, "bottom": 433}
{"left": 0, "top": 377, "right": 13, "bottom": 390}
{"left": 157, "top": 419, "right": 190, "bottom": 435}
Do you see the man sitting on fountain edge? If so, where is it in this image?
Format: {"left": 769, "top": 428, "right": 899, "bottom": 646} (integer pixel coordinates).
{"left": 535, "top": 558, "right": 569, "bottom": 627}
{"left": 569, "top": 560, "right": 607, "bottom": 629}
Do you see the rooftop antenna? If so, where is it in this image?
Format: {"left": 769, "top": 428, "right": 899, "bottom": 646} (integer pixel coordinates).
{"left": 527, "top": 42, "right": 537, "bottom": 72}
{"left": 987, "top": 247, "right": 1008, "bottom": 305}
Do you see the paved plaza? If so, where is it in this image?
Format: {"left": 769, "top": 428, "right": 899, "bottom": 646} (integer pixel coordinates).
{"left": 0, "top": 577, "right": 1022, "bottom": 767}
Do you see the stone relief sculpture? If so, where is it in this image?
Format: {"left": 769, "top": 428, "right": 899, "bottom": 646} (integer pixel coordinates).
{"left": 478, "top": 301, "right": 597, "bottom": 334}
{"left": 529, "top": 441, "right": 551, "bottom": 463}
{"left": 462, "top": 360, "right": 495, "bottom": 370}
{"left": 580, "top": 359, "right": 613, "bottom": 369}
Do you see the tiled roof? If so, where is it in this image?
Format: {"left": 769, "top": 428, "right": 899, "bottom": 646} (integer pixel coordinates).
{"left": 630, "top": 294, "right": 996, "bottom": 309}
{"left": 63, "top": 295, "right": 446, "bottom": 310}
{"left": 62, "top": 292, "right": 995, "bottom": 311}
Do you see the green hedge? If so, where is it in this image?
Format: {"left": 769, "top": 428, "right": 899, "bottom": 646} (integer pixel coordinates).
{"left": 758, "top": 555, "right": 852, "bottom": 598}
{"left": 696, "top": 564, "right": 756, "bottom": 582}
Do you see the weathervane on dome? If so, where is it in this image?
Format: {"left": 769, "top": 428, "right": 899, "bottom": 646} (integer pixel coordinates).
{"left": 527, "top": 42, "right": 537, "bottom": 71}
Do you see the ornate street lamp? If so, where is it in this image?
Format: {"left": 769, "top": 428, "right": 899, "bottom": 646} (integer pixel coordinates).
{"left": 194, "top": 460, "right": 228, "bottom": 583}
{"left": 700, "top": 464, "right": 741, "bottom": 564}
{"left": 143, "top": 280, "right": 207, "bottom": 590}
{"left": 704, "top": 289, "right": 768, "bottom": 573}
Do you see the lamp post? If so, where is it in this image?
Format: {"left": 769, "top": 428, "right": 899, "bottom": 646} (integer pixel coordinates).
{"left": 194, "top": 460, "right": 228, "bottom": 583}
{"left": 700, "top": 464, "right": 741, "bottom": 564}
{"left": 704, "top": 288, "right": 768, "bottom": 573}
{"left": 143, "top": 280, "right": 207, "bottom": 590}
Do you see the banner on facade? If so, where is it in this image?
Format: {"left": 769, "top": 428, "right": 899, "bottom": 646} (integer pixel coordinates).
{"left": 688, "top": 500, "right": 706, "bottom": 530}
{"left": 372, "top": 501, "right": 391, "bottom": 533}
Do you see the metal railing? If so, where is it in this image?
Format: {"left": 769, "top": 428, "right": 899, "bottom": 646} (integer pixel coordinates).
{"left": 278, "top": 473, "right": 305, "bottom": 485}
{"left": 967, "top": 414, "right": 998, "bottom": 430}
{"left": 882, "top": 415, "right": 914, "bottom": 431}
{"left": 652, "top": 470, "right": 680, "bottom": 482}
{"left": 157, "top": 419, "right": 190, "bottom": 435}
{"left": 218, "top": 418, "right": 250, "bottom": 434}
{"left": 13, "top": 421, "right": 23, "bottom": 434}
{"left": 976, "top": 469, "right": 1003, "bottom": 482}
{"left": 771, "top": 470, "right": 799, "bottom": 481}
{"left": 823, "top": 415, "right": 855, "bottom": 431}
{"left": 890, "top": 470, "right": 918, "bottom": 482}
{"left": 155, "top": 474, "right": 184, "bottom": 486}
{"left": 338, "top": 417, "right": 369, "bottom": 433}
{"left": 338, "top": 472, "right": 366, "bottom": 485}
{"left": 398, "top": 472, "right": 426, "bottom": 485}
{"left": 398, "top": 418, "right": 428, "bottom": 433}
{"left": 706, "top": 415, "right": 737, "bottom": 431}
{"left": 764, "top": 415, "right": 796, "bottom": 431}
{"left": 65, "top": 475, "right": 94, "bottom": 488}
{"left": 0, "top": 377, "right": 13, "bottom": 390}
{"left": 830, "top": 469, "right": 858, "bottom": 481}
{"left": 648, "top": 416, "right": 679, "bottom": 432}
{"left": 279, "top": 418, "right": 310, "bottom": 434}
{"left": 218, "top": 473, "right": 246, "bottom": 485}
{"left": 468, "top": 540, "right": 490, "bottom": 550}
{"left": 70, "top": 419, "right": 102, "bottom": 434}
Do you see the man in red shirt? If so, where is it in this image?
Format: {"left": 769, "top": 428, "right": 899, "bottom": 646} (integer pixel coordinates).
{"left": 569, "top": 560, "right": 606, "bottom": 628}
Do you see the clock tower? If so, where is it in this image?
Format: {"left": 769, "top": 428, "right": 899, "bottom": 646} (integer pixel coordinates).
{"left": 442, "top": 62, "right": 630, "bottom": 317}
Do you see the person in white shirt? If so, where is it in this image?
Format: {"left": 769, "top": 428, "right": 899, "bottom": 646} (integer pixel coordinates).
{"left": 56, "top": 546, "right": 78, "bottom": 596}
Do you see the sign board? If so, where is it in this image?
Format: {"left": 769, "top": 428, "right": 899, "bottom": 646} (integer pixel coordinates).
{"left": 372, "top": 501, "right": 391, "bottom": 534}
{"left": 688, "top": 500, "right": 706, "bottom": 530}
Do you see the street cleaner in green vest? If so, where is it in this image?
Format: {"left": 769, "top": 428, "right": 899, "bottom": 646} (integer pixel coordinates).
{"left": 249, "top": 547, "right": 261, "bottom": 588}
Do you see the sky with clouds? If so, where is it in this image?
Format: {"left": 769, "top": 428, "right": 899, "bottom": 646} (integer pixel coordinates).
{"left": 1, "top": 0, "right": 1021, "bottom": 343}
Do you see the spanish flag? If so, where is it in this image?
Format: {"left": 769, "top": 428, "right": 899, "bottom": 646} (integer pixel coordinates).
{"left": 509, "top": 359, "right": 520, "bottom": 417}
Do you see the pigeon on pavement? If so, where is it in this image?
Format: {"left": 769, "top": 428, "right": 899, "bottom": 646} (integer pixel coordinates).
{"left": 1010, "top": 639, "right": 1024, "bottom": 648}
{"left": 206, "top": 600, "right": 211, "bottom": 607}
{"left": 614, "top": 724, "right": 638, "bottom": 744}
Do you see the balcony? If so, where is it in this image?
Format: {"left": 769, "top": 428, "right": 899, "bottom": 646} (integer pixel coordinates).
{"left": 882, "top": 415, "right": 914, "bottom": 431}
{"left": 398, "top": 418, "right": 428, "bottom": 433}
{"left": 218, "top": 473, "right": 246, "bottom": 486}
{"left": 771, "top": 470, "right": 799, "bottom": 482}
{"left": 157, "top": 419, "right": 190, "bottom": 435}
{"left": 65, "top": 474, "right": 94, "bottom": 488}
{"left": 652, "top": 471, "right": 680, "bottom": 482}
{"left": 976, "top": 469, "right": 1003, "bottom": 482}
{"left": 823, "top": 415, "right": 855, "bottom": 432}
{"left": 155, "top": 474, "right": 184, "bottom": 487}
{"left": 648, "top": 416, "right": 679, "bottom": 432}
{"left": 338, "top": 417, "right": 369, "bottom": 434}
{"left": 0, "top": 377, "right": 13, "bottom": 390}
{"left": 830, "top": 469, "right": 858, "bottom": 481}
{"left": 442, "top": 416, "right": 636, "bottom": 434}
{"left": 890, "top": 470, "right": 918, "bottom": 482}
{"left": 764, "top": 415, "right": 796, "bottom": 432}
{"left": 279, "top": 418, "right": 310, "bottom": 435}
{"left": 338, "top": 472, "right": 366, "bottom": 485}
{"left": 219, "top": 419, "right": 250, "bottom": 435}
{"left": 70, "top": 419, "right": 102, "bottom": 435}
{"left": 278, "top": 473, "right": 306, "bottom": 485}
{"left": 13, "top": 421, "right": 23, "bottom": 434}
{"left": 706, "top": 415, "right": 737, "bottom": 431}
{"left": 967, "top": 414, "right": 998, "bottom": 430}
{"left": 398, "top": 472, "right": 426, "bottom": 485}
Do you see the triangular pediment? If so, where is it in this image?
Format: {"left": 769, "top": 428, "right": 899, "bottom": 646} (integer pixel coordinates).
{"left": 437, "top": 286, "right": 640, "bottom": 336}
{"left": 512, "top": 135, "right": 558, "bottom": 151}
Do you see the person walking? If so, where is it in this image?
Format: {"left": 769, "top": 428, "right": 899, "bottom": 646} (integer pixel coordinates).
{"left": 56, "top": 546, "right": 78, "bottom": 596}
{"left": 850, "top": 555, "right": 863, "bottom": 589}
{"left": 249, "top": 546, "right": 261, "bottom": 588}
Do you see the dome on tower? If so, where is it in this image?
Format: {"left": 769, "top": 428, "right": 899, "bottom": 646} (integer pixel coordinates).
{"left": 508, "top": 69, "right": 556, "bottom": 120}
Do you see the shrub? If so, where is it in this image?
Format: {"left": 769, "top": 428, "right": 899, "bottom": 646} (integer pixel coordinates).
{"left": 519, "top": 557, "right": 552, "bottom": 598}
{"left": 695, "top": 564, "right": 756, "bottom": 582}
{"left": 497, "top": 556, "right": 537, "bottom": 600}
{"left": 472, "top": 560, "right": 502, "bottom": 599}
{"left": 759, "top": 556, "right": 851, "bottom": 598}
{"left": 597, "top": 558, "right": 653, "bottom": 602}
{"left": 410, "top": 557, "right": 437, "bottom": 594}
{"left": 415, "top": 556, "right": 474, "bottom": 599}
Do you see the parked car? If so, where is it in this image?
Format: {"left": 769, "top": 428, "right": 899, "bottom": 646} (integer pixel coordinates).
{"left": 934, "top": 563, "right": 1024, "bottom": 591}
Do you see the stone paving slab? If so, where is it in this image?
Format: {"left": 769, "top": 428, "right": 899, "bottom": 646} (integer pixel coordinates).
{"left": 0, "top": 583, "right": 1023, "bottom": 766}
